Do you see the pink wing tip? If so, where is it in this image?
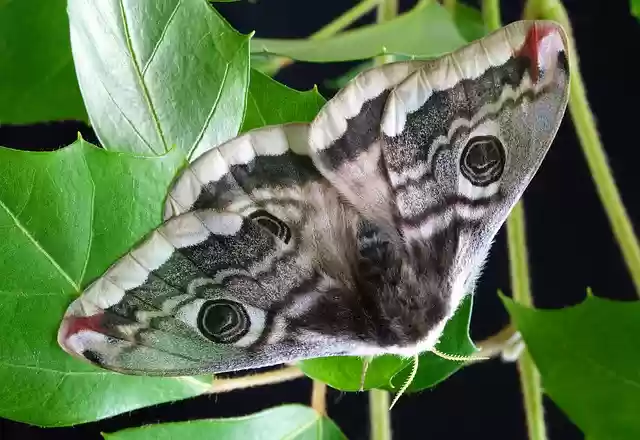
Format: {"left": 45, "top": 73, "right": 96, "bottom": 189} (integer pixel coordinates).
{"left": 57, "top": 313, "right": 105, "bottom": 356}
{"left": 517, "top": 21, "right": 569, "bottom": 82}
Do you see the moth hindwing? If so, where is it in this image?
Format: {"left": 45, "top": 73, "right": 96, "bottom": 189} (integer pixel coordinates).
{"left": 58, "top": 21, "right": 570, "bottom": 376}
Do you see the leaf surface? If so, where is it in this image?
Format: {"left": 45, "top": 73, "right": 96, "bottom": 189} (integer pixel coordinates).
{"left": 300, "top": 296, "right": 476, "bottom": 392}
{"left": 0, "top": 140, "right": 218, "bottom": 427}
{"left": 250, "top": 2, "right": 466, "bottom": 62}
{"left": 241, "top": 69, "right": 325, "bottom": 133}
{"left": 103, "top": 405, "right": 346, "bottom": 440}
{"left": 0, "top": 0, "right": 87, "bottom": 124}
{"left": 453, "top": 4, "right": 487, "bottom": 42}
{"left": 68, "top": 0, "right": 250, "bottom": 160}
{"left": 633, "top": 0, "right": 640, "bottom": 19}
{"left": 504, "top": 295, "right": 640, "bottom": 440}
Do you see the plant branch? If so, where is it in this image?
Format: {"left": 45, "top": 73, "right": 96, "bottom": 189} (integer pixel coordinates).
{"left": 482, "top": 0, "right": 501, "bottom": 31}
{"left": 369, "top": 389, "right": 392, "bottom": 440}
{"left": 312, "top": 0, "right": 383, "bottom": 40}
{"left": 506, "top": 203, "right": 548, "bottom": 440}
{"left": 507, "top": 204, "right": 533, "bottom": 308}
{"left": 482, "top": 2, "right": 547, "bottom": 438}
{"left": 311, "top": 380, "right": 328, "bottom": 416}
{"left": 525, "top": 0, "right": 640, "bottom": 297}
{"left": 471, "top": 323, "right": 521, "bottom": 362}
{"left": 375, "top": 0, "right": 398, "bottom": 65}
{"left": 443, "top": 0, "right": 457, "bottom": 15}
{"left": 207, "top": 366, "right": 304, "bottom": 393}
{"left": 261, "top": 0, "right": 383, "bottom": 75}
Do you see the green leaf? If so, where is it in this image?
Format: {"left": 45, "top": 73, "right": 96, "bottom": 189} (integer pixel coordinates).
{"left": 0, "top": 0, "right": 87, "bottom": 124}
{"left": 0, "top": 140, "right": 219, "bottom": 427}
{"left": 68, "top": 0, "right": 250, "bottom": 160}
{"left": 503, "top": 295, "right": 640, "bottom": 440}
{"left": 241, "top": 69, "right": 326, "bottom": 132}
{"left": 454, "top": 4, "right": 487, "bottom": 42}
{"left": 103, "top": 405, "right": 346, "bottom": 440}
{"left": 323, "top": 61, "right": 376, "bottom": 91}
{"left": 299, "top": 295, "right": 476, "bottom": 392}
{"left": 251, "top": 2, "right": 466, "bottom": 62}
{"left": 633, "top": 0, "right": 640, "bottom": 19}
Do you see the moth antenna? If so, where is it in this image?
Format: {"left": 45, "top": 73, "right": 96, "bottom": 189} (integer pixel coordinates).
{"left": 429, "top": 347, "right": 489, "bottom": 362}
{"left": 389, "top": 354, "right": 419, "bottom": 409}
{"left": 360, "top": 355, "right": 373, "bottom": 391}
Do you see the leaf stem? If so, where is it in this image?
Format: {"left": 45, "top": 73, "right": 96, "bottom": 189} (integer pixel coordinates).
{"left": 443, "top": 0, "right": 457, "bottom": 15}
{"left": 369, "top": 389, "right": 392, "bottom": 440}
{"left": 312, "top": 0, "right": 383, "bottom": 40}
{"left": 482, "top": 0, "right": 502, "bottom": 33}
{"left": 525, "top": 0, "right": 640, "bottom": 297}
{"left": 482, "top": 3, "right": 547, "bottom": 438}
{"left": 311, "top": 380, "right": 327, "bottom": 416}
{"left": 517, "top": 350, "right": 547, "bottom": 440}
{"left": 261, "top": 0, "right": 383, "bottom": 75}
{"left": 506, "top": 204, "right": 547, "bottom": 440}
{"left": 471, "top": 323, "right": 521, "bottom": 362}
{"left": 207, "top": 366, "right": 304, "bottom": 393}
{"left": 507, "top": 204, "right": 533, "bottom": 307}
{"left": 375, "top": 0, "right": 398, "bottom": 65}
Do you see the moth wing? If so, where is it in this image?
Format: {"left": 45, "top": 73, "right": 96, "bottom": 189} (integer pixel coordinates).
{"left": 308, "top": 60, "right": 426, "bottom": 232}
{"left": 380, "top": 20, "right": 570, "bottom": 296}
{"left": 304, "top": 21, "right": 570, "bottom": 352}
{"left": 59, "top": 124, "right": 368, "bottom": 375}
{"left": 59, "top": 209, "right": 352, "bottom": 375}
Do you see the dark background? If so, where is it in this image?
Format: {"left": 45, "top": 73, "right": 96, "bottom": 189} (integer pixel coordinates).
{"left": 1, "top": 0, "right": 638, "bottom": 439}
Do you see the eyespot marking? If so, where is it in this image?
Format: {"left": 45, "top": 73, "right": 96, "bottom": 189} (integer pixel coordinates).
{"left": 248, "top": 210, "right": 292, "bottom": 243}
{"left": 197, "top": 299, "right": 250, "bottom": 344}
{"left": 460, "top": 136, "right": 505, "bottom": 186}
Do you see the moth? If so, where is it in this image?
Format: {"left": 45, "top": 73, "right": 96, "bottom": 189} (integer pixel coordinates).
{"left": 58, "top": 21, "right": 570, "bottom": 377}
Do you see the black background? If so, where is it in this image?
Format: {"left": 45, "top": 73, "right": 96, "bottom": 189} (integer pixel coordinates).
{"left": 1, "top": 0, "right": 638, "bottom": 439}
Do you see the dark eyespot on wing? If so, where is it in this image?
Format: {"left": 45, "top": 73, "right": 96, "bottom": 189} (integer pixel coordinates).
{"left": 197, "top": 299, "right": 250, "bottom": 344}
{"left": 460, "top": 135, "right": 505, "bottom": 186}
{"left": 248, "top": 209, "right": 292, "bottom": 244}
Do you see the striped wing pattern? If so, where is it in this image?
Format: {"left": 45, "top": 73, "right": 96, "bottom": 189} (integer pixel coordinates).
{"left": 58, "top": 21, "right": 570, "bottom": 375}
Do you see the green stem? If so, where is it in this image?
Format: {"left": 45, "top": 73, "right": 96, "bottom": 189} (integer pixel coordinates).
{"left": 507, "top": 204, "right": 533, "bottom": 307}
{"left": 369, "top": 389, "right": 392, "bottom": 440}
{"left": 443, "top": 0, "right": 457, "bottom": 15}
{"left": 525, "top": 0, "right": 640, "bottom": 297}
{"left": 377, "top": 0, "right": 398, "bottom": 23}
{"left": 481, "top": 0, "right": 501, "bottom": 31}
{"left": 261, "top": 0, "right": 383, "bottom": 75}
{"left": 482, "top": 3, "right": 547, "bottom": 439}
{"left": 375, "top": 0, "right": 398, "bottom": 65}
{"left": 311, "top": 0, "right": 383, "bottom": 40}
{"left": 507, "top": 204, "right": 548, "bottom": 440}
{"left": 517, "top": 350, "right": 547, "bottom": 440}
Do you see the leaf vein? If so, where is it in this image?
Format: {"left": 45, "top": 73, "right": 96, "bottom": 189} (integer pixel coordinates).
{"left": 0, "top": 360, "right": 109, "bottom": 376}
{"left": 95, "top": 75, "right": 159, "bottom": 154}
{"left": 249, "top": 93, "right": 267, "bottom": 126}
{"left": 141, "top": 0, "right": 183, "bottom": 76}
{"left": 77, "top": 145, "right": 96, "bottom": 286}
{"left": 281, "top": 414, "right": 320, "bottom": 440}
{"left": 0, "top": 199, "right": 79, "bottom": 292}
{"left": 188, "top": 61, "right": 231, "bottom": 158}
{"left": 118, "top": 0, "right": 169, "bottom": 154}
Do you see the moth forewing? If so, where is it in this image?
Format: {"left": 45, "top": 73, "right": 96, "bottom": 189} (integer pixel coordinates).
{"left": 378, "top": 19, "right": 570, "bottom": 353}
